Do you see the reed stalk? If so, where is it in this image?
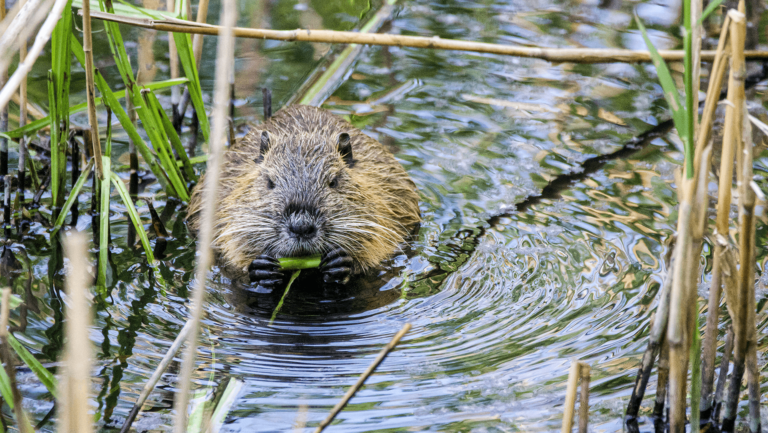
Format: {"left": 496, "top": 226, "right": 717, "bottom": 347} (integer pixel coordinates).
{"left": 57, "top": 233, "right": 93, "bottom": 433}
{"left": 83, "top": 11, "right": 768, "bottom": 64}
{"left": 176, "top": 0, "right": 209, "bottom": 118}
{"left": 172, "top": 0, "right": 235, "bottom": 427}
{"left": 314, "top": 324, "right": 411, "bottom": 433}
{"left": 0, "top": 288, "right": 32, "bottom": 433}
{"left": 578, "top": 364, "right": 590, "bottom": 433}
{"left": 720, "top": 11, "right": 748, "bottom": 431}
{"left": 560, "top": 360, "right": 579, "bottom": 433}
{"left": 626, "top": 257, "right": 674, "bottom": 417}
{"left": 653, "top": 338, "right": 670, "bottom": 419}
{"left": 167, "top": 0, "right": 180, "bottom": 129}
{"left": 713, "top": 324, "right": 734, "bottom": 420}
{"left": 3, "top": 175, "right": 10, "bottom": 238}
{"left": 127, "top": 88, "right": 137, "bottom": 248}
{"left": 0, "top": 0, "right": 51, "bottom": 77}
{"left": 81, "top": 0, "right": 103, "bottom": 180}
{"left": 17, "top": 23, "right": 26, "bottom": 205}
{"left": 698, "top": 16, "right": 734, "bottom": 420}
{"left": 0, "top": 0, "right": 6, "bottom": 179}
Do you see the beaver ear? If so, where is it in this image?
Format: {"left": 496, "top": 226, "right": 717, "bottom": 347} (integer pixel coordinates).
{"left": 255, "top": 131, "right": 270, "bottom": 163}
{"left": 337, "top": 133, "right": 354, "bottom": 167}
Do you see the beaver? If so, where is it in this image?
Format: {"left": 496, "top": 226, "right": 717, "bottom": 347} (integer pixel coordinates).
{"left": 187, "top": 105, "right": 420, "bottom": 287}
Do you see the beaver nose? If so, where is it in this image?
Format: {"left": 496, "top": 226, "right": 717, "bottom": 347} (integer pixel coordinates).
{"left": 288, "top": 220, "right": 317, "bottom": 239}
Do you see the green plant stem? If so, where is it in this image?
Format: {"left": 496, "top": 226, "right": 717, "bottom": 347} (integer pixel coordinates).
{"left": 97, "top": 155, "right": 111, "bottom": 289}
{"left": 51, "top": 158, "right": 95, "bottom": 236}
{"left": 269, "top": 270, "right": 301, "bottom": 325}
{"left": 278, "top": 255, "right": 321, "bottom": 270}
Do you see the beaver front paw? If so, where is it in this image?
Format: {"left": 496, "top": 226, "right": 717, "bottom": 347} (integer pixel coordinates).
{"left": 319, "top": 248, "right": 353, "bottom": 285}
{"left": 248, "top": 255, "right": 285, "bottom": 288}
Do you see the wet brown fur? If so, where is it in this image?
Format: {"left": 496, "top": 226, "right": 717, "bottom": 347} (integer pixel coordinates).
{"left": 187, "top": 105, "right": 420, "bottom": 273}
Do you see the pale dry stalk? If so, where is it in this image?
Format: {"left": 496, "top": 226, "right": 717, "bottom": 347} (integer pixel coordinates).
{"left": 86, "top": 11, "right": 768, "bottom": 64}
{"left": 720, "top": 11, "right": 748, "bottom": 432}
{"left": 699, "top": 15, "right": 735, "bottom": 416}
{"left": 561, "top": 361, "right": 580, "bottom": 433}
{"left": 57, "top": 233, "right": 94, "bottom": 433}
{"left": 18, "top": 1, "right": 27, "bottom": 201}
{"left": 171, "top": 0, "right": 235, "bottom": 428}
{"left": 82, "top": 0, "right": 103, "bottom": 179}
{"left": 0, "top": 0, "right": 70, "bottom": 113}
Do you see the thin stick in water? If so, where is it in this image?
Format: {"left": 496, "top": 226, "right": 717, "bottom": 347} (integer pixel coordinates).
{"left": 578, "top": 363, "right": 590, "bottom": 433}
{"left": 81, "top": 0, "right": 103, "bottom": 180}
{"left": 119, "top": 321, "right": 193, "bottom": 433}
{"left": 562, "top": 360, "right": 580, "bottom": 433}
{"left": 314, "top": 323, "right": 411, "bottom": 433}
{"left": 57, "top": 233, "right": 93, "bottom": 433}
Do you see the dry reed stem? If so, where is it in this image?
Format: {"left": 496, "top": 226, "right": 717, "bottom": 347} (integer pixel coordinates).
{"left": 1, "top": 288, "right": 31, "bottom": 433}
{"left": 713, "top": 324, "right": 734, "bottom": 419}
{"left": 626, "top": 255, "right": 674, "bottom": 417}
{"left": 653, "top": 338, "right": 670, "bottom": 418}
{"left": 721, "top": 12, "right": 748, "bottom": 430}
{"left": 58, "top": 233, "right": 93, "bottom": 433}
{"left": 0, "top": 0, "right": 50, "bottom": 79}
{"left": 562, "top": 360, "right": 580, "bottom": 433}
{"left": 18, "top": 3, "right": 27, "bottom": 200}
{"left": 699, "top": 19, "right": 734, "bottom": 415}
{"left": 578, "top": 364, "right": 590, "bottom": 433}
{"left": 315, "top": 323, "right": 411, "bottom": 433}
{"left": 0, "top": 0, "right": 70, "bottom": 113}
{"left": 119, "top": 321, "right": 193, "bottom": 433}
{"left": 743, "top": 187, "right": 761, "bottom": 432}
{"left": 82, "top": 0, "right": 103, "bottom": 179}
{"left": 84, "top": 11, "right": 768, "bottom": 64}
{"left": 171, "top": 0, "right": 235, "bottom": 428}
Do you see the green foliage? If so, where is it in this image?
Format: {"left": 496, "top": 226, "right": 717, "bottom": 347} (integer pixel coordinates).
{"left": 7, "top": 334, "right": 58, "bottom": 398}
{"left": 635, "top": 15, "right": 692, "bottom": 177}
{"left": 111, "top": 171, "right": 156, "bottom": 265}
{"left": 172, "top": 31, "right": 211, "bottom": 142}
{"left": 51, "top": 158, "right": 95, "bottom": 236}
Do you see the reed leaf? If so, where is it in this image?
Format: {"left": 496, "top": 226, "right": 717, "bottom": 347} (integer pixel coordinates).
{"left": 172, "top": 31, "right": 210, "bottom": 142}
{"left": 144, "top": 90, "right": 197, "bottom": 182}
{"left": 47, "top": 70, "right": 61, "bottom": 208}
{"left": 51, "top": 158, "right": 95, "bottom": 236}
{"left": 73, "top": 0, "right": 174, "bottom": 19}
{"left": 50, "top": 0, "right": 74, "bottom": 207}
{"left": 7, "top": 334, "right": 57, "bottom": 398}
{"left": 0, "top": 359, "right": 12, "bottom": 406}
{"left": 110, "top": 171, "right": 155, "bottom": 264}
{"left": 209, "top": 378, "right": 244, "bottom": 432}
{"left": 97, "top": 155, "right": 111, "bottom": 288}
{"left": 5, "top": 78, "right": 187, "bottom": 139}
{"left": 697, "top": 0, "right": 725, "bottom": 27}
{"left": 683, "top": 1, "right": 695, "bottom": 178}
{"left": 139, "top": 91, "right": 190, "bottom": 201}
{"left": 635, "top": 15, "right": 690, "bottom": 174}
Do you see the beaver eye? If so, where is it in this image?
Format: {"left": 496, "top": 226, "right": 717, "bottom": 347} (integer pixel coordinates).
{"left": 329, "top": 177, "right": 339, "bottom": 188}
{"left": 267, "top": 177, "right": 275, "bottom": 189}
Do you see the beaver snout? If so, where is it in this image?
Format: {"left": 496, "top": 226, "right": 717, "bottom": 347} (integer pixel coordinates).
{"left": 287, "top": 217, "right": 317, "bottom": 239}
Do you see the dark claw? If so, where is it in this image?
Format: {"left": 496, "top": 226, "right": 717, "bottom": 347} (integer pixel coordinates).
{"left": 320, "top": 248, "right": 353, "bottom": 285}
{"left": 249, "top": 255, "right": 284, "bottom": 287}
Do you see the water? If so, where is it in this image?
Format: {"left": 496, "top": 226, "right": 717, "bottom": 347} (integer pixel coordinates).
{"left": 3, "top": 0, "right": 768, "bottom": 431}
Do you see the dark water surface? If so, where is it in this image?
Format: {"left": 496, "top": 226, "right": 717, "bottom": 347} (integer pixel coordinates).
{"left": 3, "top": 0, "right": 768, "bottom": 431}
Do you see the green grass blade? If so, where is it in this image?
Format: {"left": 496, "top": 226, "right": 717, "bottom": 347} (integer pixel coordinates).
{"left": 73, "top": 0, "right": 175, "bottom": 19}
{"left": 683, "top": 1, "right": 694, "bottom": 178}
{"left": 5, "top": 78, "right": 187, "bottom": 139}
{"left": 7, "top": 334, "right": 58, "bottom": 398}
{"left": 635, "top": 15, "right": 689, "bottom": 165}
{"left": 111, "top": 172, "right": 155, "bottom": 264}
{"left": 0, "top": 361, "right": 13, "bottom": 406}
{"left": 144, "top": 90, "right": 197, "bottom": 182}
{"left": 139, "top": 91, "right": 190, "bottom": 201}
{"left": 173, "top": 31, "right": 210, "bottom": 142}
{"left": 51, "top": 158, "right": 95, "bottom": 237}
{"left": 97, "top": 155, "right": 112, "bottom": 289}
{"left": 47, "top": 70, "right": 61, "bottom": 208}
{"left": 696, "top": 0, "right": 725, "bottom": 27}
